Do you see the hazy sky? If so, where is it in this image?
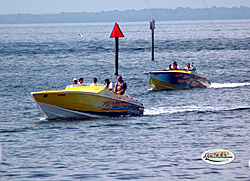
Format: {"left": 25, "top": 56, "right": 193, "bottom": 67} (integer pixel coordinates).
{"left": 1, "top": 0, "right": 250, "bottom": 14}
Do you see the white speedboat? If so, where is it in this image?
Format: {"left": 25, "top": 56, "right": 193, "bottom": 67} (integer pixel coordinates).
{"left": 31, "top": 86, "right": 144, "bottom": 120}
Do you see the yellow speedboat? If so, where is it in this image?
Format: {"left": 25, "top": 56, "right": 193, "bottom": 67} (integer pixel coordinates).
{"left": 31, "top": 86, "right": 144, "bottom": 120}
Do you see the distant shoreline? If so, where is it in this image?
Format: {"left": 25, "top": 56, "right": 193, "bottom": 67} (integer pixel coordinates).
{"left": 0, "top": 6, "right": 250, "bottom": 24}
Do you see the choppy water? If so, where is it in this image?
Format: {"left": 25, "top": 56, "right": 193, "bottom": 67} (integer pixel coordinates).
{"left": 0, "top": 20, "right": 250, "bottom": 180}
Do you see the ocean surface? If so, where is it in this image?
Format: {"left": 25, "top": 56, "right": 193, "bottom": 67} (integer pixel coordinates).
{"left": 0, "top": 20, "right": 250, "bottom": 180}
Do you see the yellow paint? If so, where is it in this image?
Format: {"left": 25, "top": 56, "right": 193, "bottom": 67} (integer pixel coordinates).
{"left": 168, "top": 70, "right": 192, "bottom": 74}
{"left": 31, "top": 86, "right": 138, "bottom": 113}
{"left": 32, "top": 86, "right": 105, "bottom": 94}
{"left": 32, "top": 92, "right": 131, "bottom": 113}
{"left": 65, "top": 86, "right": 105, "bottom": 93}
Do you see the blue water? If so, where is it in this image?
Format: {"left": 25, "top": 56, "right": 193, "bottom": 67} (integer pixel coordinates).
{"left": 0, "top": 20, "right": 250, "bottom": 180}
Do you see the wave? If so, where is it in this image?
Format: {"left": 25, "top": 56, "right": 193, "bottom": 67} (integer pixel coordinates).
{"left": 210, "top": 82, "right": 250, "bottom": 88}
{"left": 144, "top": 105, "right": 250, "bottom": 116}
{"left": 144, "top": 106, "right": 203, "bottom": 115}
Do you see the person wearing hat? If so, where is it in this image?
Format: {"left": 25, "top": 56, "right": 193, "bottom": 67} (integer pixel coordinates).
{"left": 104, "top": 78, "right": 113, "bottom": 90}
{"left": 190, "top": 62, "right": 196, "bottom": 71}
{"left": 73, "top": 78, "right": 78, "bottom": 87}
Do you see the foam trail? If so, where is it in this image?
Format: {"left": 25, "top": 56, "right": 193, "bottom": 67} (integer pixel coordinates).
{"left": 210, "top": 83, "right": 250, "bottom": 88}
{"left": 144, "top": 106, "right": 250, "bottom": 116}
{"left": 144, "top": 106, "right": 208, "bottom": 116}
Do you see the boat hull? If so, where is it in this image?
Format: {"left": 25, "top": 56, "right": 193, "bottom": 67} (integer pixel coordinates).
{"left": 31, "top": 86, "right": 144, "bottom": 120}
{"left": 144, "top": 70, "right": 211, "bottom": 91}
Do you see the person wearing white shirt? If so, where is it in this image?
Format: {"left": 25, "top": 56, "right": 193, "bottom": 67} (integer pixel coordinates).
{"left": 185, "top": 63, "right": 193, "bottom": 71}
{"left": 104, "top": 78, "right": 113, "bottom": 90}
{"left": 90, "top": 77, "right": 98, "bottom": 86}
{"left": 78, "top": 77, "right": 85, "bottom": 86}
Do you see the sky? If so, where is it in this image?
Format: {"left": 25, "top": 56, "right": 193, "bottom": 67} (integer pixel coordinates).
{"left": 1, "top": 0, "right": 250, "bottom": 15}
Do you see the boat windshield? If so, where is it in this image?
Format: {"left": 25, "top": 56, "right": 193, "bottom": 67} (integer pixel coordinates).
{"left": 65, "top": 84, "right": 105, "bottom": 88}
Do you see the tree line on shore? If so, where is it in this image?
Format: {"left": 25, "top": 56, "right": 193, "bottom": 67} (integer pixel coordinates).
{"left": 0, "top": 6, "right": 250, "bottom": 24}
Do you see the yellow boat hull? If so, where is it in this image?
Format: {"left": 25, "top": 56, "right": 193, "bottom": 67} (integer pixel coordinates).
{"left": 31, "top": 86, "right": 144, "bottom": 119}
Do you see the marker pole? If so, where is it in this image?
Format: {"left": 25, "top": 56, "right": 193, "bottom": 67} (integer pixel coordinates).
{"left": 151, "top": 29, "right": 154, "bottom": 61}
{"left": 150, "top": 19, "right": 155, "bottom": 61}
{"left": 114, "top": 37, "right": 119, "bottom": 75}
{"left": 110, "top": 23, "right": 124, "bottom": 75}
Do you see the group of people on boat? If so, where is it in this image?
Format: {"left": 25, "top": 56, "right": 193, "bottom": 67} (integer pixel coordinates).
{"left": 168, "top": 61, "right": 196, "bottom": 71}
{"left": 70, "top": 75, "right": 127, "bottom": 95}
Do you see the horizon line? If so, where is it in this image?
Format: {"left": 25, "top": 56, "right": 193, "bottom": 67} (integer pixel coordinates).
{"left": 0, "top": 5, "right": 249, "bottom": 16}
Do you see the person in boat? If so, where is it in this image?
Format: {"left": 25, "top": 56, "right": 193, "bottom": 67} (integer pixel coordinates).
{"left": 90, "top": 77, "right": 98, "bottom": 86}
{"left": 78, "top": 77, "right": 85, "bottom": 86}
{"left": 65, "top": 78, "right": 78, "bottom": 88}
{"left": 104, "top": 78, "right": 113, "bottom": 90}
{"left": 172, "top": 61, "right": 180, "bottom": 70}
{"left": 114, "top": 76, "right": 127, "bottom": 95}
{"left": 190, "top": 62, "right": 196, "bottom": 71}
{"left": 73, "top": 78, "right": 78, "bottom": 87}
{"left": 168, "top": 64, "right": 172, "bottom": 70}
{"left": 185, "top": 63, "right": 193, "bottom": 71}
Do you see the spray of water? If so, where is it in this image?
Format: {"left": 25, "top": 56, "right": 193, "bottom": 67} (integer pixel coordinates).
{"left": 210, "top": 83, "right": 250, "bottom": 88}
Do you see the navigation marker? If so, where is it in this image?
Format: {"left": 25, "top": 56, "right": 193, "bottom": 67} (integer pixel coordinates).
{"left": 110, "top": 23, "right": 124, "bottom": 38}
{"left": 110, "top": 23, "right": 124, "bottom": 75}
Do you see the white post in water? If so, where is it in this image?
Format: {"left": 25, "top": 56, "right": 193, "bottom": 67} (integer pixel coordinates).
{"left": 150, "top": 18, "right": 155, "bottom": 61}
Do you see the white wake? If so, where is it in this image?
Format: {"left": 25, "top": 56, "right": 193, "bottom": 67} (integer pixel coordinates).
{"left": 210, "top": 82, "right": 250, "bottom": 88}
{"left": 144, "top": 105, "right": 250, "bottom": 116}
